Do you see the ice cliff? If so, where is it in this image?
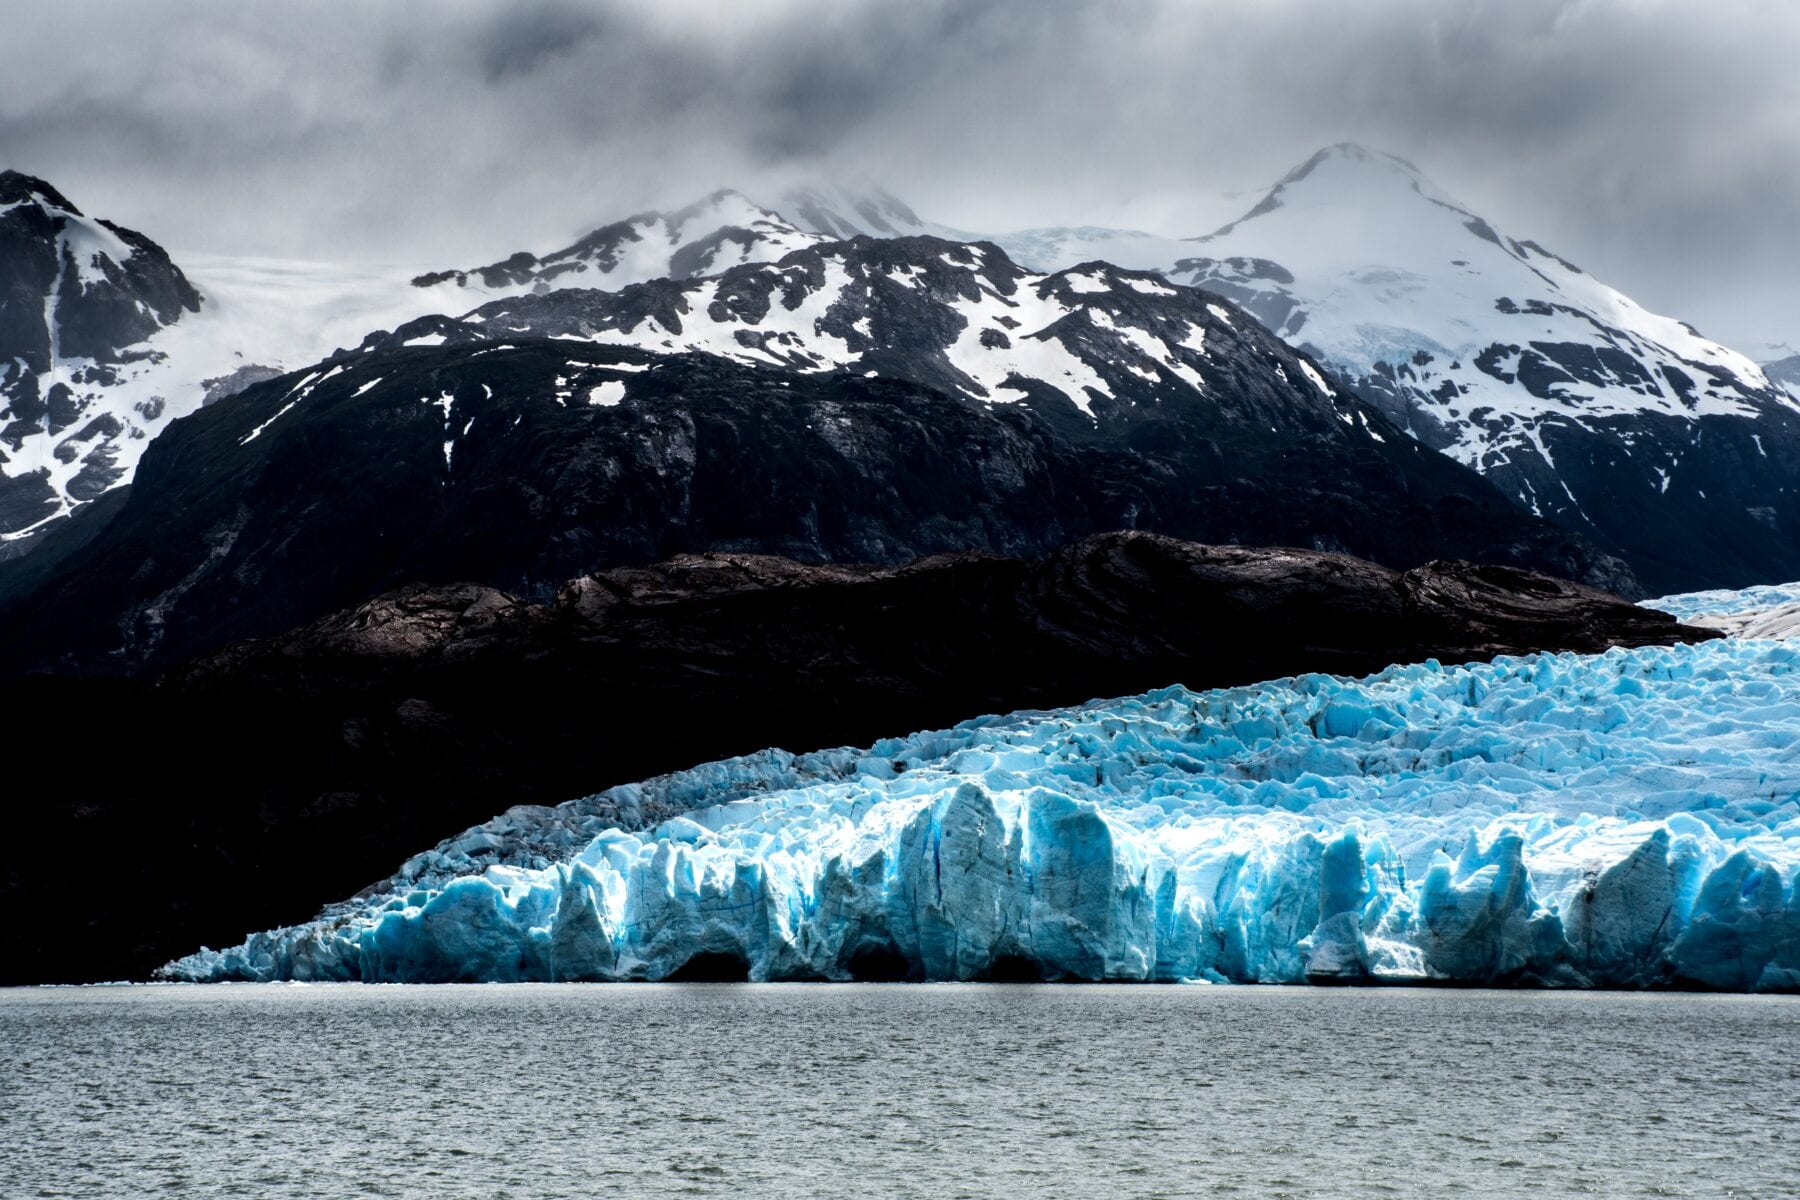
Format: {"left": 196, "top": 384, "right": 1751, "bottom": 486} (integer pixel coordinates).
{"left": 165, "top": 629, "right": 1800, "bottom": 990}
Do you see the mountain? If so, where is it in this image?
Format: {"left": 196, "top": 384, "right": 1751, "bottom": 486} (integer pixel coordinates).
{"left": 0, "top": 532, "right": 1707, "bottom": 984}
{"left": 1766, "top": 353, "right": 1800, "bottom": 402}
{"left": 0, "top": 235, "right": 1629, "bottom": 676}
{"left": 0, "top": 173, "right": 480, "bottom": 556}
{"left": 7, "top": 166, "right": 1787, "bottom": 600}
{"left": 0, "top": 171, "right": 200, "bottom": 547}
{"left": 1161, "top": 144, "right": 1800, "bottom": 595}
{"left": 409, "top": 189, "right": 824, "bottom": 297}
{"left": 406, "top": 182, "right": 954, "bottom": 298}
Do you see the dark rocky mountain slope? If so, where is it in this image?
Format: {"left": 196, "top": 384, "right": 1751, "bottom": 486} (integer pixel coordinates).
{"left": 0, "top": 531, "right": 1708, "bottom": 984}
{"left": 0, "top": 307, "right": 1632, "bottom": 676}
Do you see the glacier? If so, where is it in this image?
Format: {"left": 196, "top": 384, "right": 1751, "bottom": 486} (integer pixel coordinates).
{"left": 1650, "top": 582, "right": 1800, "bottom": 622}
{"left": 1649, "top": 583, "right": 1800, "bottom": 642}
{"left": 165, "top": 629, "right": 1800, "bottom": 990}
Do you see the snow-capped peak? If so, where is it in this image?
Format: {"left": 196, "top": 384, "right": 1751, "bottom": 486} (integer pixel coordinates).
{"left": 406, "top": 236, "right": 1362, "bottom": 437}
{"left": 0, "top": 170, "right": 203, "bottom": 547}
{"left": 1170, "top": 144, "right": 1785, "bottom": 433}
{"left": 410, "top": 189, "right": 826, "bottom": 299}
{"left": 777, "top": 183, "right": 948, "bottom": 241}
{"left": 1177, "top": 143, "right": 1774, "bottom": 401}
{"left": 1158, "top": 144, "right": 1800, "bottom": 593}
{"left": 1205, "top": 143, "right": 1460, "bottom": 241}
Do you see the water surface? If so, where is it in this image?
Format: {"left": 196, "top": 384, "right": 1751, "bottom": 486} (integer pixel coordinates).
{"left": 3, "top": 984, "right": 1795, "bottom": 1198}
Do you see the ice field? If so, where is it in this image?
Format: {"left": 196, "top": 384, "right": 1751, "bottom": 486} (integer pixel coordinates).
{"left": 167, "top": 581, "right": 1800, "bottom": 991}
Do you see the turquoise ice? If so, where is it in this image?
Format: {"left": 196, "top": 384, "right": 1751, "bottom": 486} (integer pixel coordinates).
{"left": 167, "top": 635, "right": 1800, "bottom": 990}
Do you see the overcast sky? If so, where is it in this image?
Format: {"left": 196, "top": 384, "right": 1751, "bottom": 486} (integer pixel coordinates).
{"left": 3, "top": 0, "right": 1795, "bottom": 352}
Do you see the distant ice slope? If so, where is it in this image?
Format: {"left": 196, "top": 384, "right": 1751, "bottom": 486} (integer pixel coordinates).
{"left": 983, "top": 226, "right": 1202, "bottom": 276}
{"left": 1651, "top": 580, "right": 1800, "bottom": 640}
{"left": 169, "top": 602, "right": 1800, "bottom": 991}
{"left": 777, "top": 183, "right": 953, "bottom": 242}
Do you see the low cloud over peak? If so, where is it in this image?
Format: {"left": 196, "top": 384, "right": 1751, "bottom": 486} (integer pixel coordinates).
{"left": 3, "top": 0, "right": 1795, "bottom": 348}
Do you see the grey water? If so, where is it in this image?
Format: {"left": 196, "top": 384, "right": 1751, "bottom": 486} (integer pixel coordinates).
{"left": 2, "top": 985, "right": 1795, "bottom": 1199}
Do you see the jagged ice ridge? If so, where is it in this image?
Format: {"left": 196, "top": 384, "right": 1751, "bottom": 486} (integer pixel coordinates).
{"left": 167, "top": 613, "right": 1800, "bottom": 991}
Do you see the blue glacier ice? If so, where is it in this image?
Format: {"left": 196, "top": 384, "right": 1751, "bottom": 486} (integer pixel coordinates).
{"left": 165, "top": 634, "right": 1800, "bottom": 990}
{"left": 1650, "top": 582, "right": 1800, "bottom": 641}
{"left": 1648, "top": 581, "right": 1800, "bottom": 622}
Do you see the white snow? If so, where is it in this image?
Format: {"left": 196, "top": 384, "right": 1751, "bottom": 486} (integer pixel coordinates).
{"left": 587, "top": 380, "right": 626, "bottom": 407}
{"left": 1297, "top": 360, "right": 1334, "bottom": 397}
{"left": 1123, "top": 276, "right": 1177, "bottom": 296}
{"left": 239, "top": 398, "right": 301, "bottom": 445}
{"left": 2, "top": 250, "right": 473, "bottom": 538}
{"left": 1161, "top": 143, "right": 1795, "bottom": 481}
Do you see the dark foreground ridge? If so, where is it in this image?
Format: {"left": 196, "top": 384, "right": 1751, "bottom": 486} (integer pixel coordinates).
{"left": 0, "top": 531, "right": 1708, "bottom": 984}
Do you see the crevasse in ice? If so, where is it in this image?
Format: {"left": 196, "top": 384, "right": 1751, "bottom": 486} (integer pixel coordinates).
{"left": 164, "top": 635, "right": 1800, "bottom": 990}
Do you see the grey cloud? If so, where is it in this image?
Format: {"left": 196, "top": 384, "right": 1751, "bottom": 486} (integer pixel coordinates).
{"left": 476, "top": 2, "right": 608, "bottom": 81}
{"left": 0, "top": 0, "right": 1794, "bottom": 348}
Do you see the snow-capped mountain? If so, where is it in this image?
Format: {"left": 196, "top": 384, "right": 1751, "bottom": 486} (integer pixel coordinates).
{"left": 0, "top": 234, "right": 1622, "bottom": 675}
{"left": 1160, "top": 144, "right": 1800, "bottom": 593}
{"left": 448, "top": 235, "right": 1360, "bottom": 428}
{"left": 0, "top": 171, "right": 200, "bottom": 545}
{"left": 411, "top": 182, "right": 1206, "bottom": 309}
{"left": 409, "top": 189, "right": 825, "bottom": 297}
{"left": 1170, "top": 145, "right": 1781, "bottom": 442}
{"left": 0, "top": 173, "right": 473, "bottom": 556}
{"left": 6, "top": 159, "right": 1787, "bottom": 594}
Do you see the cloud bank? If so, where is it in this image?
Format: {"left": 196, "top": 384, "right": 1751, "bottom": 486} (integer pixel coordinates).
{"left": 2, "top": 0, "right": 1795, "bottom": 348}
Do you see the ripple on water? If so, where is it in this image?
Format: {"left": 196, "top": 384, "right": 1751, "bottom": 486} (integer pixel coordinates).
{"left": 1, "top": 983, "right": 1797, "bottom": 1199}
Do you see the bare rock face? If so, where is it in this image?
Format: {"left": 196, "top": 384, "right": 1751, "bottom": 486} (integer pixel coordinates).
{"left": 1, "top": 531, "right": 1706, "bottom": 985}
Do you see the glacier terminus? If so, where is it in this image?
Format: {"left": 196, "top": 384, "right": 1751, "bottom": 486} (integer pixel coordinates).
{"left": 167, "top": 588, "right": 1800, "bottom": 992}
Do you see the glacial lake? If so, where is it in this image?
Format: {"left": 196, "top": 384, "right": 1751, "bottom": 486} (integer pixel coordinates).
{"left": 3, "top": 984, "right": 1795, "bottom": 1198}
